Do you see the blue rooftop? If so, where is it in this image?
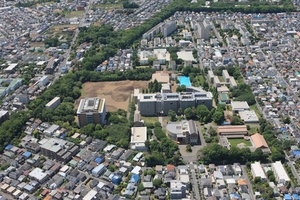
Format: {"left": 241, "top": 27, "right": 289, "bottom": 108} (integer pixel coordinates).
{"left": 23, "top": 152, "right": 31, "bottom": 158}
{"left": 284, "top": 194, "right": 292, "bottom": 200}
{"left": 94, "top": 157, "right": 103, "bottom": 164}
{"left": 130, "top": 174, "right": 139, "bottom": 184}
{"left": 292, "top": 150, "right": 300, "bottom": 156}
{"left": 5, "top": 144, "right": 12, "bottom": 150}
{"left": 293, "top": 194, "right": 300, "bottom": 200}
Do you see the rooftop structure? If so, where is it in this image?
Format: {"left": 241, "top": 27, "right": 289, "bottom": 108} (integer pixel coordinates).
{"left": 231, "top": 101, "right": 250, "bottom": 112}
{"left": 77, "top": 98, "right": 106, "bottom": 127}
{"left": 28, "top": 168, "right": 48, "bottom": 183}
{"left": 40, "top": 138, "right": 77, "bottom": 163}
{"left": 251, "top": 162, "right": 267, "bottom": 181}
{"left": 166, "top": 120, "right": 198, "bottom": 144}
{"left": 271, "top": 161, "right": 290, "bottom": 185}
{"left": 138, "top": 91, "right": 213, "bottom": 116}
{"left": 251, "top": 133, "right": 269, "bottom": 149}
{"left": 130, "top": 127, "right": 147, "bottom": 151}
{"left": 45, "top": 97, "right": 61, "bottom": 110}
{"left": 239, "top": 110, "right": 259, "bottom": 123}
{"left": 218, "top": 125, "right": 248, "bottom": 138}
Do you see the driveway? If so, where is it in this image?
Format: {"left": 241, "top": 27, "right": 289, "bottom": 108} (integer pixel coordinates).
{"left": 179, "top": 145, "right": 202, "bottom": 163}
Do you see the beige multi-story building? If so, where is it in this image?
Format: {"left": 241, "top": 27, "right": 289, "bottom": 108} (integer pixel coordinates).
{"left": 77, "top": 98, "right": 106, "bottom": 127}
{"left": 166, "top": 120, "right": 198, "bottom": 144}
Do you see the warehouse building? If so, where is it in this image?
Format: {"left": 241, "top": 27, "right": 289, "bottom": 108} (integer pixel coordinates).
{"left": 271, "top": 161, "right": 290, "bottom": 185}
{"left": 251, "top": 162, "right": 267, "bottom": 182}
{"left": 45, "top": 97, "right": 61, "bottom": 110}
{"left": 77, "top": 98, "right": 106, "bottom": 127}
{"left": 218, "top": 125, "right": 248, "bottom": 138}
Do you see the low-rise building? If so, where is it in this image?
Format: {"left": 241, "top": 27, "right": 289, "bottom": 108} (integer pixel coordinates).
{"left": 130, "top": 127, "right": 147, "bottom": 151}
{"left": 45, "top": 97, "right": 61, "bottom": 110}
{"left": 218, "top": 125, "right": 248, "bottom": 138}
{"left": 166, "top": 120, "right": 198, "bottom": 144}
{"left": 28, "top": 168, "right": 48, "bottom": 183}
{"left": 170, "top": 180, "right": 186, "bottom": 199}
{"left": 251, "top": 162, "right": 266, "bottom": 182}
{"left": 271, "top": 161, "right": 290, "bottom": 185}
{"left": 231, "top": 101, "right": 250, "bottom": 112}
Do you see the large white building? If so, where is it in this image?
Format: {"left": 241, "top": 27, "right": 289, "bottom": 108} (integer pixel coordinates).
{"left": 197, "top": 22, "right": 209, "bottom": 40}
{"left": 130, "top": 127, "right": 147, "bottom": 151}
{"left": 170, "top": 180, "right": 186, "bottom": 199}
{"left": 45, "top": 97, "right": 61, "bottom": 110}
{"left": 28, "top": 168, "right": 48, "bottom": 183}
{"left": 138, "top": 90, "right": 213, "bottom": 116}
{"left": 251, "top": 162, "right": 267, "bottom": 181}
{"left": 39, "top": 75, "right": 49, "bottom": 86}
{"left": 163, "top": 21, "right": 176, "bottom": 37}
{"left": 77, "top": 98, "right": 106, "bottom": 127}
{"left": 271, "top": 161, "right": 290, "bottom": 185}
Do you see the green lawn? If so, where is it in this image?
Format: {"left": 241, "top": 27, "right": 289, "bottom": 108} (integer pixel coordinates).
{"left": 250, "top": 104, "right": 262, "bottom": 118}
{"left": 218, "top": 76, "right": 225, "bottom": 82}
{"left": 228, "top": 138, "right": 252, "bottom": 147}
{"left": 93, "top": 3, "right": 123, "bottom": 10}
{"left": 141, "top": 117, "right": 159, "bottom": 124}
{"left": 64, "top": 11, "right": 84, "bottom": 18}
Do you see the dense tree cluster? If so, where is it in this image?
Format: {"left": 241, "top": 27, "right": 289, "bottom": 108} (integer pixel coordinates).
{"left": 122, "top": 1, "right": 139, "bottom": 8}
{"left": 44, "top": 38, "right": 60, "bottom": 47}
{"left": 145, "top": 123, "right": 182, "bottom": 166}
{"left": 16, "top": 0, "right": 60, "bottom": 7}
{"left": 200, "top": 143, "right": 268, "bottom": 164}
{"left": 147, "top": 79, "right": 162, "bottom": 93}
{"left": 80, "top": 123, "right": 131, "bottom": 148}
{"left": 231, "top": 83, "right": 256, "bottom": 106}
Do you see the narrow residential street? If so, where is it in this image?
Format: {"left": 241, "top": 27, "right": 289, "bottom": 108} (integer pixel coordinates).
{"left": 189, "top": 163, "right": 201, "bottom": 200}
{"left": 241, "top": 165, "right": 255, "bottom": 200}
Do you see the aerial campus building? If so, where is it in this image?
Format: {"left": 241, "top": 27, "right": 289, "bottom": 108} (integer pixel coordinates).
{"left": 77, "top": 98, "right": 106, "bottom": 127}
{"left": 137, "top": 89, "right": 213, "bottom": 116}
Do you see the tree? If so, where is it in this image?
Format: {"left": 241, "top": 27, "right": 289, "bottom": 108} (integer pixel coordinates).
{"left": 197, "top": 105, "right": 210, "bottom": 122}
{"left": 231, "top": 115, "right": 244, "bottom": 125}
{"left": 254, "top": 177, "right": 261, "bottom": 183}
{"left": 208, "top": 127, "right": 217, "bottom": 137}
{"left": 168, "top": 110, "right": 177, "bottom": 122}
{"left": 212, "top": 111, "right": 224, "bottom": 125}
{"left": 184, "top": 107, "right": 196, "bottom": 120}
{"left": 145, "top": 140, "right": 151, "bottom": 151}
{"left": 138, "top": 183, "right": 145, "bottom": 191}
{"left": 177, "top": 108, "right": 183, "bottom": 116}
{"left": 283, "top": 140, "right": 296, "bottom": 151}
{"left": 186, "top": 144, "right": 192, "bottom": 152}
{"left": 153, "top": 179, "right": 162, "bottom": 188}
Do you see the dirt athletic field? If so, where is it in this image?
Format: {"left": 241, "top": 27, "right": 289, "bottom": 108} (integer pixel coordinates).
{"left": 75, "top": 80, "right": 148, "bottom": 112}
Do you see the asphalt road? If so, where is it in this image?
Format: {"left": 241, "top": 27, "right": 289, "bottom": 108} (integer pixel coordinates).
{"left": 241, "top": 165, "right": 255, "bottom": 200}
{"left": 189, "top": 163, "right": 201, "bottom": 200}
{"left": 285, "top": 152, "right": 300, "bottom": 185}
